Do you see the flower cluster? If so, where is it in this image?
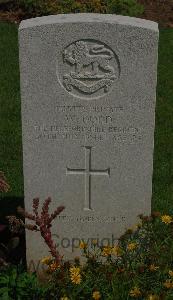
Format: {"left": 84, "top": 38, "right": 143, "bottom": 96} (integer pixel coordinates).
{"left": 101, "top": 245, "right": 112, "bottom": 256}
{"left": 127, "top": 242, "right": 138, "bottom": 251}
{"left": 163, "top": 279, "right": 173, "bottom": 289}
{"left": 69, "top": 266, "right": 81, "bottom": 284}
{"left": 41, "top": 256, "right": 60, "bottom": 273}
{"left": 92, "top": 290, "right": 101, "bottom": 299}
{"left": 161, "top": 214, "right": 172, "bottom": 224}
{"left": 129, "top": 287, "right": 141, "bottom": 297}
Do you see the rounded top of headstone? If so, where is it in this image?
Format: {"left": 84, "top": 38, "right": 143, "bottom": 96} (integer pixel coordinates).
{"left": 19, "top": 13, "right": 158, "bottom": 32}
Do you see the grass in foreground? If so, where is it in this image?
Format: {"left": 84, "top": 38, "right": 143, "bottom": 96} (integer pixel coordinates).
{"left": 152, "top": 29, "right": 173, "bottom": 213}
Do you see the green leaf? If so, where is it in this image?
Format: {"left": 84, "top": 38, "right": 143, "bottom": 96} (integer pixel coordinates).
{"left": 0, "top": 275, "right": 9, "bottom": 285}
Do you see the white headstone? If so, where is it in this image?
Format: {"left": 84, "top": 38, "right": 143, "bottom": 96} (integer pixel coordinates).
{"left": 19, "top": 14, "right": 158, "bottom": 269}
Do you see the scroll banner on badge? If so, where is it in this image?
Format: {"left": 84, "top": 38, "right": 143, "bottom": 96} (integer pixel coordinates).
{"left": 63, "top": 74, "right": 116, "bottom": 94}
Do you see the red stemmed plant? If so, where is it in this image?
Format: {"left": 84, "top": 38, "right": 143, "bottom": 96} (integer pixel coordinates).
{"left": 0, "top": 171, "right": 10, "bottom": 193}
{"left": 17, "top": 197, "right": 65, "bottom": 263}
{"left": 0, "top": 172, "right": 11, "bottom": 266}
{"left": 0, "top": 171, "right": 10, "bottom": 234}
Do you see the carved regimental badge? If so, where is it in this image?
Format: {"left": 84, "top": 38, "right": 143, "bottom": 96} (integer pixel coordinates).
{"left": 58, "top": 39, "right": 120, "bottom": 99}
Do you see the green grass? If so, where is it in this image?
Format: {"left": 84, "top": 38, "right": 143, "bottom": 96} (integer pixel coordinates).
{"left": 0, "top": 22, "right": 173, "bottom": 214}
{"left": 0, "top": 22, "right": 23, "bottom": 198}
{"left": 152, "top": 29, "right": 173, "bottom": 213}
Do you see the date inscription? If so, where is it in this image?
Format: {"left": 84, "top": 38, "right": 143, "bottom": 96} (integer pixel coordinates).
{"left": 34, "top": 105, "right": 143, "bottom": 144}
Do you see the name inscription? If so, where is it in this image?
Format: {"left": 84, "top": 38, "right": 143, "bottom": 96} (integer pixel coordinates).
{"left": 34, "top": 105, "right": 143, "bottom": 144}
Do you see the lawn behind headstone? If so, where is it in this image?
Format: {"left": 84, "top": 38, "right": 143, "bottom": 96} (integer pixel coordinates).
{"left": 0, "top": 22, "right": 23, "bottom": 198}
{"left": 152, "top": 29, "right": 173, "bottom": 213}
{"left": 0, "top": 21, "right": 173, "bottom": 214}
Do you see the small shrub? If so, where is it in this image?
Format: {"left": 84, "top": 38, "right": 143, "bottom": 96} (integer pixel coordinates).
{"left": 77, "top": 0, "right": 107, "bottom": 13}
{"left": 107, "top": 0, "right": 144, "bottom": 17}
{"left": 16, "top": 0, "right": 144, "bottom": 17}
{"left": 17, "top": 0, "right": 44, "bottom": 15}
{"left": 0, "top": 265, "right": 47, "bottom": 299}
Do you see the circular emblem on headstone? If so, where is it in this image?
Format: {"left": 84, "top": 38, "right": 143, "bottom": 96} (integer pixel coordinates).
{"left": 57, "top": 39, "right": 120, "bottom": 99}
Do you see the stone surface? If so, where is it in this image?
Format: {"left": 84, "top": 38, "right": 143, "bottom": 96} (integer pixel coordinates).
{"left": 19, "top": 13, "right": 159, "bottom": 270}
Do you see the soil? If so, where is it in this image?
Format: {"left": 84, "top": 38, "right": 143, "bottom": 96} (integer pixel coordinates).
{"left": 139, "top": 0, "right": 173, "bottom": 28}
{"left": 0, "top": 0, "right": 173, "bottom": 27}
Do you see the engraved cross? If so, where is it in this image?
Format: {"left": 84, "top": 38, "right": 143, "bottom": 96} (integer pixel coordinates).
{"left": 66, "top": 146, "right": 110, "bottom": 211}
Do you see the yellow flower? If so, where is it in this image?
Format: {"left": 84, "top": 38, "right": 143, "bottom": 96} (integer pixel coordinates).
{"left": 92, "top": 291, "right": 101, "bottom": 300}
{"left": 102, "top": 246, "right": 112, "bottom": 256}
{"left": 112, "top": 245, "right": 122, "bottom": 256}
{"left": 163, "top": 279, "right": 173, "bottom": 289}
{"left": 161, "top": 215, "right": 172, "bottom": 224}
{"left": 40, "top": 256, "right": 52, "bottom": 265}
{"left": 127, "top": 242, "right": 137, "bottom": 251}
{"left": 60, "top": 297, "right": 69, "bottom": 300}
{"left": 92, "top": 239, "right": 98, "bottom": 246}
{"left": 129, "top": 287, "right": 141, "bottom": 297}
{"left": 69, "top": 266, "right": 81, "bottom": 284}
{"left": 79, "top": 241, "right": 87, "bottom": 249}
{"left": 127, "top": 222, "right": 141, "bottom": 233}
{"left": 49, "top": 261, "right": 60, "bottom": 272}
{"left": 169, "top": 270, "right": 173, "bottom": 277}
{"left": 149, "top": 264, "right": 159, "bottom": 272}
{"left": 147, "top": 295, "right": 159, "bottom": 300}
